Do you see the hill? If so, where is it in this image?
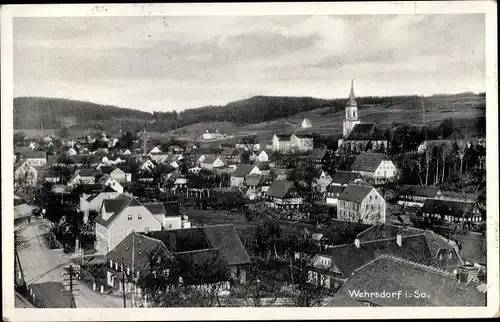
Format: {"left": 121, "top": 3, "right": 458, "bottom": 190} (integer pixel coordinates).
{"left": 13, "top": 97, "right": 153, "bottom": 130}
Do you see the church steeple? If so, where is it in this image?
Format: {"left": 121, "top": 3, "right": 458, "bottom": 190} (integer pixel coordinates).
{"left": 346, "top": 79, "right": 357, "bottom": 107}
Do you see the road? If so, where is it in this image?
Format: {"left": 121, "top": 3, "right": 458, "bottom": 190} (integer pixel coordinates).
{"left": 16, "top": 218, "right": 129, "bottom": 308}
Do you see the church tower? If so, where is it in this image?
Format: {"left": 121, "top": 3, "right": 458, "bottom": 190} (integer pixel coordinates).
{"left": 342, "top": 80, "right": 361, "bottom": 137}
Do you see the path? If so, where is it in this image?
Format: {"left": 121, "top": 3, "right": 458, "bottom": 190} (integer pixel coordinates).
{"left": 16, "top": 218, "right": 129, "bottom": 308}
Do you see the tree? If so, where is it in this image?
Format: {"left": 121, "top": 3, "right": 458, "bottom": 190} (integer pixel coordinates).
{"left": 14, "top": 163, "right": 37, "bottom": 200}
{"left": 57, "top": 127, "right": 69, "bottom": 139}
{"left": 14, "top": 132, "right": 27, "bottom": 146}
{"left": 255, "top": 219, "right": 282, "bottom": 259}
{"left": 117, "top": 132, "right": 135, "bottom": 150}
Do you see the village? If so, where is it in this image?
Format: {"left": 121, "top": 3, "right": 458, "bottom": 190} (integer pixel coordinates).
{"left": 13, "top": 81, "right": 487, "bottom": 308}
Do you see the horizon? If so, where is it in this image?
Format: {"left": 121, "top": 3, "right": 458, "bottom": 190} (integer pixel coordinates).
{"left": 14, "top": 15, "right": 485, "bottom": 113}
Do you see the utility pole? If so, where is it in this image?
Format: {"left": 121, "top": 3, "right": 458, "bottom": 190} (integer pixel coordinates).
{"left": 131, "top": 231, "right": 136, "bottom": 308}
{"left": 62, "top": 265, "right": 79, "bottom": 308}
{"left": 121, "top": 258, "right": 127, "bottom": 308}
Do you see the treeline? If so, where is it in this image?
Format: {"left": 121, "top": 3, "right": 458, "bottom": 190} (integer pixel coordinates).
{"left": 14, "top": 97, "right": 153, "bottom": 129}
{"left": 152, "top": 95, "right": 418, "bottom": 129}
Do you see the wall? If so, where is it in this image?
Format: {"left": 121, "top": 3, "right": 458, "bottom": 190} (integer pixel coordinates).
{"left": 163, "top": 216, "right": 182, "bottom": 230}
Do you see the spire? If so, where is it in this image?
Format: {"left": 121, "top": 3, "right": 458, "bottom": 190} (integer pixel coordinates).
{"left": 347, "top": 79, "right": 357, "bottom": 107}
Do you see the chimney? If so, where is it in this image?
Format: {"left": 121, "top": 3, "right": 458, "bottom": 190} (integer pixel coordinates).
{"left": 396, "top": 234, "right": 402, "bottom": 247}
{"left": 354, "top": 238, "right": 360, "bottom": 248}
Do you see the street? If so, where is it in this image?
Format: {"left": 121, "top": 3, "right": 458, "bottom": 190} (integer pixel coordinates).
{"left": 16, "top": 217, "right": 129, "bottom": 308}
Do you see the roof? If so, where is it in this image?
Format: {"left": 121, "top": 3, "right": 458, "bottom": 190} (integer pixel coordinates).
{"left": 329, "top": 255, "right": 485, "bottom": 306}
{"left": 99, "top": 165, "right": 116, "bottom": 174}
{"left": 266, "top": 180, "right": 296, "bottom": 199}
{"left": 77, "top": 168, "right": 96, "bottom": 177}
{"left": 274, "top": 133, "right": 292, "bottom": 141}
{"left": 96, "top": 194, "right": 142, "bottom": 228}
{"left": 399, "top": 185, "right": 441, "bottom": 198}
{"left": 220, "top": 147, "right": 237, "bottom": 156}
{"left": 164, "top": 201, "right": 181, "bottom": 217}
{"left": 148, "top": 228, "right": 211, "bottom": 253}
{"left": 351, "top": 153, "right": 390, "bottom": 172}
{"left": 330, "top": 170, "right": 362, "bottom": 185}
{"left": 143, "top": 202, "right": 166, "bottom": 215}
{"left": 338, "top": 184, "right": 375, "bottom": 203}
{"left": 232, "top": 164, "right": 255, "bottom": 178}
{"left": 201, "top": 155, "right": 221, "bottom": 165}
{"left": 346, "top": 80, "right": 357, "bottom": 107}
{"left": 202, "top": 224, "right": 251, "bottom": 266}
{"left": 317, "top": 234, "right": 434, "bottom": 278}
{"left": 107, "top": 232, "right": 174, "bottom": 272}
{"left": 327, "top": 185, "right": 345, "bottom": 194}
{"left": 175, "top": 249, "right": 230, "bottom": 285}
{"left": 345, "top": 123, "right": 386, "bottom": 141}
{"left": 293, "top": 133, "right": 313, "bottom": 139}
{"left": 309, "top": 148, "right": 328, "bottom": 160}
{"left": 26, "top": 150, "right": 47, "bottom": 159}
{"left": 421, "top": 199, "right": 478, "bottom": 218}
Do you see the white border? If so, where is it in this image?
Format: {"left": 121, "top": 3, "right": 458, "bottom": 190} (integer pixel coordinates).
{"left": 2, "top": 1, "right": 499, "bottom": 320}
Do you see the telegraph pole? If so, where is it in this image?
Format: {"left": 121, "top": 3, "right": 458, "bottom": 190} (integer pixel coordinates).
{"left": 121, "top": 258, "right": 127, "bottom": 308}
{"left": 62, "top": 264, "right": 79, "bottom": 308}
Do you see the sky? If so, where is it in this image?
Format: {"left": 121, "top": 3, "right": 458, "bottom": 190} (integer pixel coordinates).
{"left": 13, "top": 14, "right": 485, "bottom": 113}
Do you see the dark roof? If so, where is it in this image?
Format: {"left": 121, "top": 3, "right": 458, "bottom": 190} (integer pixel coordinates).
{"left": 26, "top": 150, "right": 47, "bottom": 159}
{"left": 46, "top": 154, "right": 59, "bottom": 166}
{"left": 202, "top": 224, "right": 251, "bottom": 266}
{"left": 399, "top": 185, "right": 441, "bottom": 198}
{"left": 96, "top": 195, "right": 142, "bottom": 228}
{"left": 164, "top": 201, "right": 181, "bottom": 217}
{"left": 232, "top": 164, "right": 255, "bottom": 178}
{"left": 148, "top": 228, "right": 210, "bottom": 253}
{"left": 220, "top": 147, "right": 237, "bottom": 156}
{"left": 338, "top": 184, "right": 375, "bottom": 203}
{"left": 107, "top": 232, "right": 174, "bottom": 272}
{"left": 143, "top": 202, "right": 166, "bottom": 215}
{"left": 293, "top": 133, "right": 313, "bottom": 139}
{"left": 351, "top": 153, "right": 390, "bottom": 172}
{"left": 345, "top": 123, "right": 385, "bottom": 141}
{"left": 330, "top": 170, "right": 362, "bottom": 185}
{"left": 274, "top": 134, "right": 292, "bottom": 140}
{"left": 327, "top": 185, "right": 345, "bottom": 194}
{"left": 77, "top": 183, "right": 109, "bottom": 194}
{"left": 421, "top": 199, "right": 478, "bottom": 218}
{"left": 201, "top": 155, "right": 221, "bottom": 165}
{"left": 309, "top": 148, "right": 328, "bottom": 160}
{"left": 77, "top": 168, "right": 96, "bottom": 177}
{"left": 456, "top": 233, "right": 487, "bottom": 265}
{"left": 329, "top": 255, "right": 485, "bottom": 306}
{"left": 175, "top": 249, "right": 230, "bottom": 285}
{"left": 99, "top": 165, "right": 116, "bottom": 174}
{"left": 318, "top": 234, "right": 433, "bottom": 277}
{"left": 266, "top": 180, "right": 296, "bottom": 199}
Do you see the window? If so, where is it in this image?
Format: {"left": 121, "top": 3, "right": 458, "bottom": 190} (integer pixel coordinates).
{"left": 109, "top": 260, "right": 113, "bottom": 268}
{"left": 138, "top": 214, "right": 143, "bottom": 220}
{"left": 448, "top": 252, "right": 453, "bottom": 259}
{"left": 439, "top": 254, "right": 443, "bottom": 260}
{"left": 127, "top": 214, "right": 132, "bottom": 221}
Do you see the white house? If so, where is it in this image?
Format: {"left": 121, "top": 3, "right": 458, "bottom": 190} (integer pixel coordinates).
{"left": 95, "top": 195, "right": 163, "bottom": 254}
{"left": 98, "top": 174, "right": 124, "bottom": 193}
{"left": 254, "top": 150, "right": 269, "bottom": 163}
{"left": 272, "top": 133, "right": 313, "bottom": 153}
{"left": 200, "top": 155, "right": 225, "bottom": 170}
{"left": 202, "top": 129, "right": 225, "bottom": 141}
{"left": 148, "top": 146, "right": 162, "bottom": 154}
{"left": 24, "top": 151, "right": 47, "bottom": 167}
{"left": 66, "top": 148, "right": 77, "bottom": 156}
{"left": 67, "top": 168, "right": 96, "bottom": 188}
{"left": 230, "top": 164, "right": 262, "bottom": 187}
{"left": 351, "top": 153, "right": 397, "bottom": 184}
{"left": 139, "top": 159, "right": 155, "bottom": 172}
{"left": 79, "top": 185, "right": 121, "bottom": 220}
{"left": 337, "top": 183, "right": 386, "bottom": 224}
{"left": 100, "top": 166, "right": 131, "bottom": 183}
{"left": 301, "top": 118, "right": 312, "bottom": 129}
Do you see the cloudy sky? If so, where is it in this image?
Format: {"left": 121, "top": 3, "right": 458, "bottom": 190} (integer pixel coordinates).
{"left": 14, "top": 14, "right": 485, "bottom": 113}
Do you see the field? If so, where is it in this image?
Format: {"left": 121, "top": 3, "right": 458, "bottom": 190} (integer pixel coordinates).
{"left": 157, "top": 96, "right": 486, "bottom": 143}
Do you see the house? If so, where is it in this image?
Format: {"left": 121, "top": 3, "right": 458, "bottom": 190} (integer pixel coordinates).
{"left": 327, "top": 255, "right": 485, "bottom": 307}
{"left": 95, "top": 194, "right": 163, "bottom": 254}
{"left": 66, "top": 148, "right": 77, "bottom": 156}
{"left": 244, "top": 174, "right": 268, "bottom": 200}
{"left": 139, "top": 159, "right": 155, "bottom": 172}
{"left": 200, "top": 155, "right": 225, "bottom": 170}
{"left": 290, "top": 133, "right": 314, "bottom": 152}
{"left": 351, "top": 153, "right": 397, "bottom": 184}
{"left": 98, "top": 174, "right": 124, "bottom": 193}
{"left": 14, "top": 161, "right": 38, "bottom": 189}
{"left": 312, "top": 169, "right": 332, "bottom": 194}
{"left": 202, "top": 129, "right": 225, "bottom": 141}
{"left": 253, "top": 150, "right": 269, "bottom": 163}
{"left": 301, "top": 118, "right": 312, "bottom": 129}
{"left": 419, "top": 199, "right": 483, "bottom": 224}
{"left": 67, "top": 168, "right": 97, "bottom": 188}
{"left": 105, "top": 232, "right": 175, "bottom": 295}
{"left": 144, "top": 201, "right": 190, "bottom": 230}
{"left": 355, "top": 224, "right": 463, "bottom": 272}
{"left": 148, "top": 146, "right": 162, "bottom": 154}
{"left": 327, "top": 170, "right": 362, "bottom": 188}
{"left": 260, "top": 176, "right": 274, "bottom": 196}
{"left": 24, "top": 150, "right": 47, "bottom": 167}
{"left": 230, "top": 164, "right": 262, "bottom": 187}
{"left": 220, "top": 147, "right": 241, "bottom": 164}
{"left": 272, "top": 134, "right": 294, "bottom": 153}
{"left": 79, "top": 185, "right": 121, "bottom": 222}
{"left": 188, "top": 166, "right": 202, "bottom": 174}
{"left": 417, "top": 140, "right": 468, "bottom": 154}
{"left": 397, "top": 185, "right": 444, "bottom": 207}
{"left": 265, "top": 180, "right": 303, "bottom": 210}
{"left": 147, "top": 224, "right": 251, "bottom": 284}
{"left": 149, "top": 152, "right": 171, "bottom": 164}
{"left": 308, "top": 148, "right": 331, "bottom": 167}
{"left": 100, "top": 165, "right": 131, "bottom": 183}
{"left": 337, "top": 183, "right": 386, "bottom": 224}
{"left": 102, "top": 155, "right": 125, "bottom": 165}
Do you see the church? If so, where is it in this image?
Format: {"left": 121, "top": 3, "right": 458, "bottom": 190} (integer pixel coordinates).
{"left": 337, "top": 80, "right": 388, "bottom": 153}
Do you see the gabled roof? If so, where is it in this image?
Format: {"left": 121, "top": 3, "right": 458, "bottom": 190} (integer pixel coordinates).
{"left": 201, "top": 155, "right": 221, "bottom": 165}
{"left": 175, "top": 248, "right": 230, "bottom": 285}
{"left": 232, "top": 164, "right": 255, "bottom": 178}
{"left": 96, "top": 194, "right": 143, "bottom": 228}
{"left": 107, "top": 232, "right": 175, "bottom": 273}
{"left": 399, "top": 185, "right": 441, "bottom": 198}
{"left": 143, "top": 202, "right": 166, "bottom": 215}
{"left": 330, "top": 170, "right": 362, "bottom": 185}
{"left": 245, "top": 174, "right": 263, "bottom": 187}
{"left": 164, "top": 201, "right": 181, "bottom": 217}
{"left": 421, "top": 199, "right": 478, "bottom": 218}
{"left": 345, "top": 123, "right": 386, "bottom": 141}
{"left": 329, "top": 255, "right": 485, "bottom": 306}
{"left": 77, "top": 168, "right": 96, "bottom": 177}
{"left": 309, "top": 148, "right": 328, "bottom": 160}
{"left": 100, "top": 165, "right": 124, "bottom": 175}
{"left": 274, "top": 133, "right": 292, "bottom": 141}
{"left": 266, "top": 180, "right": 296, "bottom": 199}
{"left": 327, "top": 185, "right": 345, "bottom": 194}
{"left": 220, "top": 147, "right": 237, "bottom": 157}
{"left": 338, "top": 184, "right": 375, "bottom": 203}
{"left": 351, "top": 153, "right": 390, "bottom": 172}
{"left": 202, "top": 224, "right": 251, "bottom": 266}
{"left": 316, "top": 234, "right": 433, "bottom": 278}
